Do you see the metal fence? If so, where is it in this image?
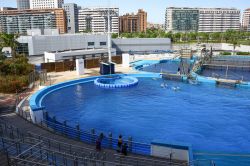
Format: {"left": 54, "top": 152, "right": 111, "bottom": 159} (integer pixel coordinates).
{"left": 0, "top": 117, "right": 190, "bottom": 166}
{"left": 42, "top": 112, "right": 151, "bottom": 156}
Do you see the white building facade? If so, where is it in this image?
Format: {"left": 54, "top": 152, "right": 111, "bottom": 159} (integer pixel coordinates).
{"left": 198, "top": 8, "right": 240, "bottom": 32}
{"left": 165, "top": 7, "right": 241, "bottom": 33}
{"left": 17, "top": 33, "right": 109, "bottom": 56}
{"left": 29, "top": 0, "right": 64, "bottom": 9}
{"left": 78, "top": 7, "right": 119, "bottom": 33}
{"left": 242, "top": 8, "right": 250, "bottom": 31}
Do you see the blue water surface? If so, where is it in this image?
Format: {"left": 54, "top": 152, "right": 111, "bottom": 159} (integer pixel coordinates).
{"left": 42, "top": 77, "right": 250, "bottom": 165}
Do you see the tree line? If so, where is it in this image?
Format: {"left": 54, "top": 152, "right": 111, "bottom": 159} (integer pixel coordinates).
{"left": 113, "top": 29, "right": 250, "bottom": 46}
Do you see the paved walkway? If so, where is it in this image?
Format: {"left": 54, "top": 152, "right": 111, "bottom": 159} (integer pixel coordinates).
{"left": 46, "top": 64, "right": 138, "bottom": 85}
{"left": 0, "top": 94, "right": 15, "bottom": 115}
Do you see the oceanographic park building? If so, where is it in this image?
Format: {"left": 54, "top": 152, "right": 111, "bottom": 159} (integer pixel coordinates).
{"left": 165, "top": 7, "right": 241, "bottom": 32}
{"left": 16, "top": 29, "right": 171, "bottom": 64}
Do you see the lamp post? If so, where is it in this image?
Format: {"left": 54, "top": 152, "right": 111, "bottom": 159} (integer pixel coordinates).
{"left": 100, "top": 8, "right": 118, "bottom": 63}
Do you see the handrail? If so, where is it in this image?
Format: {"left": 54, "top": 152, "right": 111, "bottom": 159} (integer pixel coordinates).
{"left": 114, "top": 153, "right": 187, "bottom": 166}
{"left": 27, "top": 131, "right": 96, "bottom": 152}
{"left": 42, "top": 118, "right": 151, "bottom": 155}
{"left": 10, "top": 157, "right": 48, "bottom": 166}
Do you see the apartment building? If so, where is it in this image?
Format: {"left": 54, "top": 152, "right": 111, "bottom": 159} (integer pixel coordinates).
{"left": 62, "top": 3, "right": 78, "bottom": 33}
{"left": 199, "top": 8, "right": 240, "bottom": 32}
{"left": 243, "top": 8, "right": 250, "bottom": 31}
{"left": 165, "top": 7, "right": 241, "bottom": 33}
{"left": 165, "top": 7, "right": 199, "bottom": 32}
{"left": 17, "top": 0, "right": 30, "bottom": 10}
{"left": 0, "top": 9, "right": 66, "bottom": 34}
{"left": 29, "top": 0, "right": 64, "bottom": 9}
{"left": 119, "top": 9, "right": 147, "bottom": 33}
{"left": 78, "top": 7, "right": 119, "bottom": 33}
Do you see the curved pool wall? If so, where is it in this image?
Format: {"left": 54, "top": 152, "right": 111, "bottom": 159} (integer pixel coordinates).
{"left": 132, "top": 58, "right": 250, "bottom": 88}
{"left": 29, "top": 73, "right": 161, "bottom": 124}
{"left": 94, "top": 76, "right": 139, "bottom": 88}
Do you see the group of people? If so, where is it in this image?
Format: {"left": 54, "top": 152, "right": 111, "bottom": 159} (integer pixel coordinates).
{"left": 95, "top": 134, "right": 128, "bottom": 156}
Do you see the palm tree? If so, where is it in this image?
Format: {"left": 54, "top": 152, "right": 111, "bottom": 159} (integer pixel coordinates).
{"left": 0, "top": 33, "right": 19, "bottom": 58}
{"left": 231, "top": 38, "right": 240, "bottom": 55}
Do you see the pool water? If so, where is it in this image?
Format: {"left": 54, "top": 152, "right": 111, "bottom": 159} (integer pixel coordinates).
{"left": 42, "top": 77, "right": 250, "bottom": 165}
{"left": 140, "top": 60, "right": 193, "bottom": 74}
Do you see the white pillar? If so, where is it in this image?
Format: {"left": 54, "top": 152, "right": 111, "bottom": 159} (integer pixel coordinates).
{"left": 76, "top": 59, "right": 85, "bottom": 75}
{"left": 122, "top": 53, "right": 130, "bottom": 67}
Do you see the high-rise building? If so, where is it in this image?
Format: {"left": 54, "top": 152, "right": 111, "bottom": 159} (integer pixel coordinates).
{"left": 198, "top": 8, "right": 240, "bottom": 32}
{"left": 17, "top": 0, "right": 30, "bottom": 10}
{"left": 29, "top": 0, "right": 64, "bottom": 9}
{"left": 119, "top": 9, "right": 147, "bottom": 33}
{"left": 165, "top": 7, "right": 240, "bottom": 33}
{"left": 243, "top": 8, "right": 250, "bottom": 31}
{"left": 0, "top": 9, "right": 66, "bottom": 34}
{"left": 62, "top": 3, "right": 78, "bottom": 33}
{"left": 165, "top": 7, "right": 199, "bottom": 32}
{"left": 78, "top": 7, "right": 119, "bottom": 33}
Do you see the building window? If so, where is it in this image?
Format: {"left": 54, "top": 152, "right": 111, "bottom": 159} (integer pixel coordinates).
{"left": 88, "top": 42, "right": 95, "bottom": 46}
{"left": 100, "top": 42, "right": 106, "bottom": 46}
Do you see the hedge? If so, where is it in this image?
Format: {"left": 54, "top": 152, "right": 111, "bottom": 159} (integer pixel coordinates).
{"left": 220, "top": 52, "right": 231, "bottom": 55}
{"left": 236, "top": 52, "right": 250, "bottom": 55}
{"left": 0, "top": 75, "right": 29, "bottom": 93}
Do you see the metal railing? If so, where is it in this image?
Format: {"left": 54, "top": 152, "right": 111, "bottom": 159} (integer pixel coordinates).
{"left": 42, "top": 116, "right": 151, "bottom": 156}
{"left": 0, "top": 117, "right": 191, "bottom": 166}
{"left": 0, "top": 121, "right": 132, "bottom": 166}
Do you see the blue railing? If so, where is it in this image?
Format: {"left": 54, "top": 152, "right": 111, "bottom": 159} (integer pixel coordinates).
{"left": 44, "top": 113, "right": 151, "bottom": 156}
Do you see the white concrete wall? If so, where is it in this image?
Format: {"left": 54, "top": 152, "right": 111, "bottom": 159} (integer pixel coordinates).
{"left": 151, "top": 144, "right": 189, "bottom": 162}
{"left": 30, "top": 108, "right": 44, "bottom": 124}
{"left": 76, "top": 59, "right": 85, "bottom": 75}
{"left": 19, "top": 33, "right": 108, "bottom": 56}
{"left": 172, "top": 43, "right": 250, "bottom": 52}
{"left": 122, "top": 53, "right": 130, "bottom": 67}
{"left": 221, "top": 43, "right": 250, "bottom": 52}
{"left": 44, "top": 52, "right": 57, "bottom": 62}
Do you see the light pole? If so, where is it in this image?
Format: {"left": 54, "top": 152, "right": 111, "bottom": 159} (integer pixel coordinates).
{"left": 100, "top": 7, "right": 118, "bottom": 63}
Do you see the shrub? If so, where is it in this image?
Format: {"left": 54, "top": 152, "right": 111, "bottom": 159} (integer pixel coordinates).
{"left": 220, "top": 52, "right": 231, "bottom": 55}
{"left": 0, "top": 75, "right": 29, "bottom": 93}
{"left": 236, "top": 52, "right": 250, "bottom": 55}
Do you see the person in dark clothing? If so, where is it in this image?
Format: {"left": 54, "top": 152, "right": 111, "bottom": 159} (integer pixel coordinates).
{"left": 96, "top": 138, "right": 101, "bottom": 151}
{"left": 96, "top": 133, "right": 104, "bottom": 151}
{"left": 121, "top": 143, "right": 128, "bottom": 156}
{"left": 177, "top": 67, "right": 181, "bottom": 75}
{"left": 117, "top": 135, "right": 123, "bottom": 152}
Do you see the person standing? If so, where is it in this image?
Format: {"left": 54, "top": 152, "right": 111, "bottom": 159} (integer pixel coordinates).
{"left": 117, "top": 135, "right": 123, "bottom": 152}
{"left": 122, "top": 143, "right": 128, "bottom": 156}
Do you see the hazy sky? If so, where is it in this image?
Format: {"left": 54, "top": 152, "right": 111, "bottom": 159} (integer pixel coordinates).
{"left": 1, "top": 0, "right": 250, "bottom": 23}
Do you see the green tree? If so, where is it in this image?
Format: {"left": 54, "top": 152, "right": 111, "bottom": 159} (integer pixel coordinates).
{"left": 112, "top": 33, "right": 118, "bottom": 38}
{"left": 0, "top": 33, "right": 19, "bottom": 57}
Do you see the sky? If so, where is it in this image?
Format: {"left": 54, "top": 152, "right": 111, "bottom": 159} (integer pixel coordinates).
{"left": 1, "top": 0, "right": 250, "bottom": 23}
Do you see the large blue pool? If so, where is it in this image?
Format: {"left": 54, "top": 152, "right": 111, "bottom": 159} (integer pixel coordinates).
{"left": 41, "top": 76, "right": 250, "bottom": 166}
